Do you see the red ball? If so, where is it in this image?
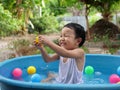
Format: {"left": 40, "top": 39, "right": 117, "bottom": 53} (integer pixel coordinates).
{"left": 109, "top": 74, "right": 120, "bottom": 84}
{"left": 12, "top": 68, "right": 22, "bottom": 78}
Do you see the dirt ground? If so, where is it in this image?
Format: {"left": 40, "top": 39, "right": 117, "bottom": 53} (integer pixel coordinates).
{"left": 0, "top": 34, "right": 111, "bottom": 62}
{"left": 0, "top": 34, "right": 60, "bottom": 62}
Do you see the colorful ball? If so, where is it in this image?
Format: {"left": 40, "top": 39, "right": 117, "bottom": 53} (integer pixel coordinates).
{"left": 27, "top": 66, "right": 36, "bottom": 75}
{"left": 85, "top": 66, "right": 94, "bottom": 75}
{"left": 109, "top": 74, "right": 120, "bottom": 84}
{"left": 35, "top": 37, "right": 39, "bottom": 43}
{"left": 12, "top": 68, "right": 22, "bottom": 78}
{"left": 31, "top": 73, "right": 42, "bottom": 82}
{"left": 117, "top": 66, "right": 120, "bottom": 75}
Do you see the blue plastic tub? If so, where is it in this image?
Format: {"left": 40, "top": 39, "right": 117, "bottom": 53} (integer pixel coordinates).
{"left": 0, "top": 54, "right": 120, "bottom": 90}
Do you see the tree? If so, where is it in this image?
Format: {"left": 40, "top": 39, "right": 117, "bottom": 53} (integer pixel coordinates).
{"left": 80, "top": 0, "right": 120, "bottom": 21}
{"left": 80, "top": 0, "right": 120, "bottom": 39}
{"left": 0, "top": 0, "right": 40, "bottom": 33}
{"left": 0, "top": 4, "right": 22, "bottom": 36}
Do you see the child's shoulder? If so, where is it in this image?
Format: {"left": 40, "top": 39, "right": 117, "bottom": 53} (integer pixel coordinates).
{"left": 76, "top": 48, "right": 84, "bottom": 52}
{"left": 75, "top": 48, "right": 85, "bottom": 55}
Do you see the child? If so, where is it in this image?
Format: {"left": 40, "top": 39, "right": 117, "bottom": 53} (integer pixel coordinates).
{"left": 34, "top": 23, "right": 86, "bottom": 84}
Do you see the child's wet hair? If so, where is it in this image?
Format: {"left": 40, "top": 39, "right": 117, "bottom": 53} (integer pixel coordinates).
{"left": 63, "top": 23, "right": 86, "bottom": 47}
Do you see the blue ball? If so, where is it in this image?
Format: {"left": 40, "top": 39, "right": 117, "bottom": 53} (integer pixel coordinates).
{"left": 117, "top": 66, "right": 120, "bottom": 75}
{"left": 31, "top": 73, "right": 42, "bottom": 82}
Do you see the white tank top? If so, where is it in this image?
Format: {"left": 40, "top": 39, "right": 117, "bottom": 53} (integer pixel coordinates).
{"left": 55, "top": 56, "right": 83, "bottom": 84}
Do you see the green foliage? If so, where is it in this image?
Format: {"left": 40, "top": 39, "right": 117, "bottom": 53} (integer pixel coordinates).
{"left": 31, "top": 14, "right": 59, "bottom": 34}
{"left": 0, "top": 0, "right": 16, "bottom": 12}
{"left": 43, "top": 0, "right": 66, "bottom": 16}
{"left": 92, "top": 34, "right": 101, "bottom": 42}
{"left": 44, "top": 46, "right": 55, "bottom": 54}
{"left": 60, "top": 0, "right": 83, "bottom": 9}
{"left": 112, "top": 1, "right": 120, "bottom": 12}
{"left": 81, "top": 46, "right": 89, "bottom": 53}
{"left": 0, "top": 4, "right": 23, "bottom": 37}
{"left": 108, "top": 48, "right": 117, "bottom": 54}
{"left": 53, "top": 39, "right": 59, "bottom": 45}
{"left": 95, "top": 0, "right": 120, "bottom": 13}
{"left": 40, "top": 0, "right": 84, "bottom": 16}
{"left": 89, "top": 13, "right": 102, "bottom": 27}
{"left": 80, "top": 0, "right": 120, "bottom": 20}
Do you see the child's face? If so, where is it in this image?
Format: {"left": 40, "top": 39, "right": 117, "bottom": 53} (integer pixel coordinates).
{"left": 59, "top": 27, "right": 81, "bottom": 50}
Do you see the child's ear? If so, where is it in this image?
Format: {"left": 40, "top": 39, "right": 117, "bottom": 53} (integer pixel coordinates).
{"left": 77, "top": 38, "right": 82, "bottom": 45}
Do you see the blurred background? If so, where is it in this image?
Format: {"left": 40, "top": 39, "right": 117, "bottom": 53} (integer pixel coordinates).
{"left": 0, "top": 0, "right": 120, "bottom": 62}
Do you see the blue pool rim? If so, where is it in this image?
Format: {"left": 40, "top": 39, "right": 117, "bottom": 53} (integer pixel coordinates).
{"left": 0, "top": 54, "right": 120, "bottom": 90}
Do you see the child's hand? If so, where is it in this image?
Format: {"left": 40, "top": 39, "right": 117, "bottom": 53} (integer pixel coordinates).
{"left": 34, "top": 35, "right": 53, "bottom": 47}
{"left": 38, "top": 35, "right": 52, "bottom": 46}
{"left": 34, "top": 36, "right": 43, "bottom": 49}
{"left": 35, "top": 36, "right": 39, "bottom": 44}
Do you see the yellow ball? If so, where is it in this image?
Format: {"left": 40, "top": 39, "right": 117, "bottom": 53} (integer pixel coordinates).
{"left": 27, "top": 66, "right": 36, "bottom": 74}
{"left": 35, "top": 37, "right": 39, "bottom": 43}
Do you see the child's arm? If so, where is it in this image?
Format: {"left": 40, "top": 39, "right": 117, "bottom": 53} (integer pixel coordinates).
{"left": 38, "top": 45, "right": 59, "bottom": 62}
{"left": 48, "top": 43, "right": 84, "bottom": 59}
{"left": 39, "top": 35, "right": 84, "bottom": 59}
{"left": 34, "top": 39, "right": 59, "bottom": 63}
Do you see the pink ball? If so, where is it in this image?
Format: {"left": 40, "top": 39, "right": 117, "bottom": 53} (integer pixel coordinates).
{"left": 12, "top": 68, "right": 22, "bottom": 78}
{"left": 109, "top": 74, "right": 120, "bottom": 84}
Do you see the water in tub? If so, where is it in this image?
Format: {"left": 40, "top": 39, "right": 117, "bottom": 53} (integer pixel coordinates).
{"left": 10, "top": 64, "right": 109, "bottom": 84}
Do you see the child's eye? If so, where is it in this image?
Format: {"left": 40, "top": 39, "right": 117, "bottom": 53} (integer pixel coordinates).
{"left": 60, "top": 34, "right": 70, "bottom": 37}
{"left": 65, "top": 35, "right": 69, "bottom": 37}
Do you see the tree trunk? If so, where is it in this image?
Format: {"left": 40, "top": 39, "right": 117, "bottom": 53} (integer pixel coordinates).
{"left": 85, "top": 4, "right": 90, "bottom": 40}
{"left": 102, "top": 12, "right": 111, "bottom": 21}
{"left": 101, "top": 2, "right": 111, "bottom": 21}
{"left": 16, "top": 0, "right": 23, "bottom": 19}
